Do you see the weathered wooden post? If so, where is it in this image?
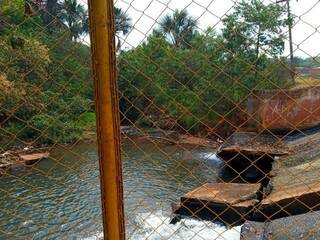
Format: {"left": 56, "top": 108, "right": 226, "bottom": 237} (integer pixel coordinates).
{"left": 88, "top": 0, "right": 125, "bottom": 239}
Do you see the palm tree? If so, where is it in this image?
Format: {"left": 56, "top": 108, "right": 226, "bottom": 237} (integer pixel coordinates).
{"left": 114, "top": 7, "right": 132, "bottom": 51}
{"left": 156, "top": 9, "right": 198, "bottom": 48}
{"left": 60, "top": 0, "right": 88, "bottom": 41}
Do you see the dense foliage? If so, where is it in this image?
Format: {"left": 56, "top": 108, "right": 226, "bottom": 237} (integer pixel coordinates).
{"left": 293, "top": 57, "right": 320, "bottom": 68}
{"left": 0, "top": 0, "right": 93, "bottom": 146}
{"left": 0, "top": 0, "right": 311, "bottom": 147}
{"left": 118, "top": 0, "right": 292, "bottom": 133}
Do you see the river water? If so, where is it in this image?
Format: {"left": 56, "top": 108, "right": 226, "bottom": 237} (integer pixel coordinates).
{"left": 0, "top": 137, "right": 241, "bottom": 240}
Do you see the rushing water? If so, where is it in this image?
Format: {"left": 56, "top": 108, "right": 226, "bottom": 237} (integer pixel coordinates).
{"left": 0, "top": 137, "right": 241, "bottom": 240}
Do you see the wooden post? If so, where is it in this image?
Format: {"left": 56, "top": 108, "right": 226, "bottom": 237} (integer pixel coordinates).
{"left": 88, "top": 0, "right": 125, "bottom": 239}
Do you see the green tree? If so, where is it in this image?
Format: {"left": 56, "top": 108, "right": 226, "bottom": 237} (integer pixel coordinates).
{"left": 155, "top": 9, "right": 198, "bottom": 48}
{"left": 223, "top": 0, "right": 287, "bottom": 64}
{"left": 250, "top": 1, "right": 285, "bottom": 56}
{"left": 114, "top": 7, "right": 132, "bottom": 51}
{"left": 60, "top": 0, "right": 88, "bottom": 40}
{"left": 118, "top": 33, "right": 227, "bottom": 131}
{"left": 0, "top": 0, "right": 94, "bottom": 146}
{"left": 221, "top": 0, "right": 289, "bottom": 99}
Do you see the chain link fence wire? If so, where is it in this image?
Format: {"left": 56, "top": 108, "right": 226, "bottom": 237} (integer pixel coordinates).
{"left": 115, "top": 0, "right": 320, "bottom": 239}
{"left": 1, "top": 0, "right": 320, "bottom": 239}
{"left": 0, "top": 0, "right": 106, "bottom": 239}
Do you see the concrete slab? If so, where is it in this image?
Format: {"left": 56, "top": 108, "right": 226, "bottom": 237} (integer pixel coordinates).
{"left": 174, "top": 183, "right": 261, "bottom": 225}
{"left": 262, "top": 211, "right": 320, "bottom": 240}
{"left": 280, "top": 131, "right": 320, "bottom": 168}
{"left": 217, "top": 132, "right": 289, "bottom": 183}
{"left": 254, "top": 159, "right": 320, "bottom": 221}
{"left": 218, "top": 132, "right": 290, "bottom": 157}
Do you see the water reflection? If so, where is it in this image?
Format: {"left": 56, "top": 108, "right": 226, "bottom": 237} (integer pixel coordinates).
{"left": 0, "top": 138, "right": 239, "bottom": 239}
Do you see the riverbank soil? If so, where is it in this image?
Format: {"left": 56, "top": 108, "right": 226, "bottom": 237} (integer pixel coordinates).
{"left": 121, "top": 126, "right": 220, "bottom": 148}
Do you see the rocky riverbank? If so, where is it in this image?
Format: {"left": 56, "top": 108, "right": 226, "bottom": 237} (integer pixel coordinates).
{"left": 0, "top": 147, "right": 50, "bottom": 174}
{"left": 121, "top": 125, "right": 221, "bottom": 148}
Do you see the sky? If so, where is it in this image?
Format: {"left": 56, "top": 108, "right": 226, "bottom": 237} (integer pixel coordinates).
{"left": 113, "top": 0, "right": 320, "bottom": 58}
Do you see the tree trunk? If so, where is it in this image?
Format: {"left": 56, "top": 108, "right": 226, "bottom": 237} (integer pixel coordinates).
{"left": 287, "top": 0, "right": 295, "bottom": 83}
{"left": 116, "top": 36, "right": 121, "bottom": 52}
{"left": 255, "top": 26, "right": 261, "bottom": 79}
{"left": 42, "top": 0, "right": 59, "bottom": 25}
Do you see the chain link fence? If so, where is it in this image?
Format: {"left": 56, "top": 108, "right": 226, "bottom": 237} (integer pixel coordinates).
{"left": 0, "top": 0, "right": 105, "bottom": 239}
{"left": 1, "top": 0, "right": 320, "bottom": 239}
{"left": 115, "top": 0, "right": 320, "bottom": 239}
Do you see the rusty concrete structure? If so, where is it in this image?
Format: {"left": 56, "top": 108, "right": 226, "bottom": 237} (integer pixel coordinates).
{"left": 246, "top": 86, "right": 320, "bottom": 132}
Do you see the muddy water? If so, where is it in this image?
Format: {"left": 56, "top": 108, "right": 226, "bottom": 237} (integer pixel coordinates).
{"left": 0, "top": 138, "right": 241, "bottom": 240}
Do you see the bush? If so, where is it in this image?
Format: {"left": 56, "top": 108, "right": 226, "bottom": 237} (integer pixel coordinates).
{"left": 0, "top": 2, "right": 94, "bottom": 148}
{"left": 118, "top": 33, "right": 290, "bottom": 132}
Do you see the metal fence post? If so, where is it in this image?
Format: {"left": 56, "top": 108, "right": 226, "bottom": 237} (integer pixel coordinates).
{"left": 88, "top": 0, "right": 125, "bottom": 239}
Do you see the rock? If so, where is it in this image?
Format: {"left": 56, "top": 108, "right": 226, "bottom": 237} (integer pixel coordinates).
{"left": 240, "top": 221, "right": 266, "bottom": 240}
{"left": 18, "top": 152, "right": 49, "bottom": 165}
{"left": 242, "top": 211, "right": 320, "bottom": 240}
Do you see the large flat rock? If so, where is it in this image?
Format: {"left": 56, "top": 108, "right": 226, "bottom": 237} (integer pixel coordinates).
{"left": 174, "top": 183, "right": 261, "bottom": 225}
{"left": 254, "top": 159, "right": 320, "bottom": 221}
{"left": 18, "top": 152, "right": 49, "bottom": 165}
